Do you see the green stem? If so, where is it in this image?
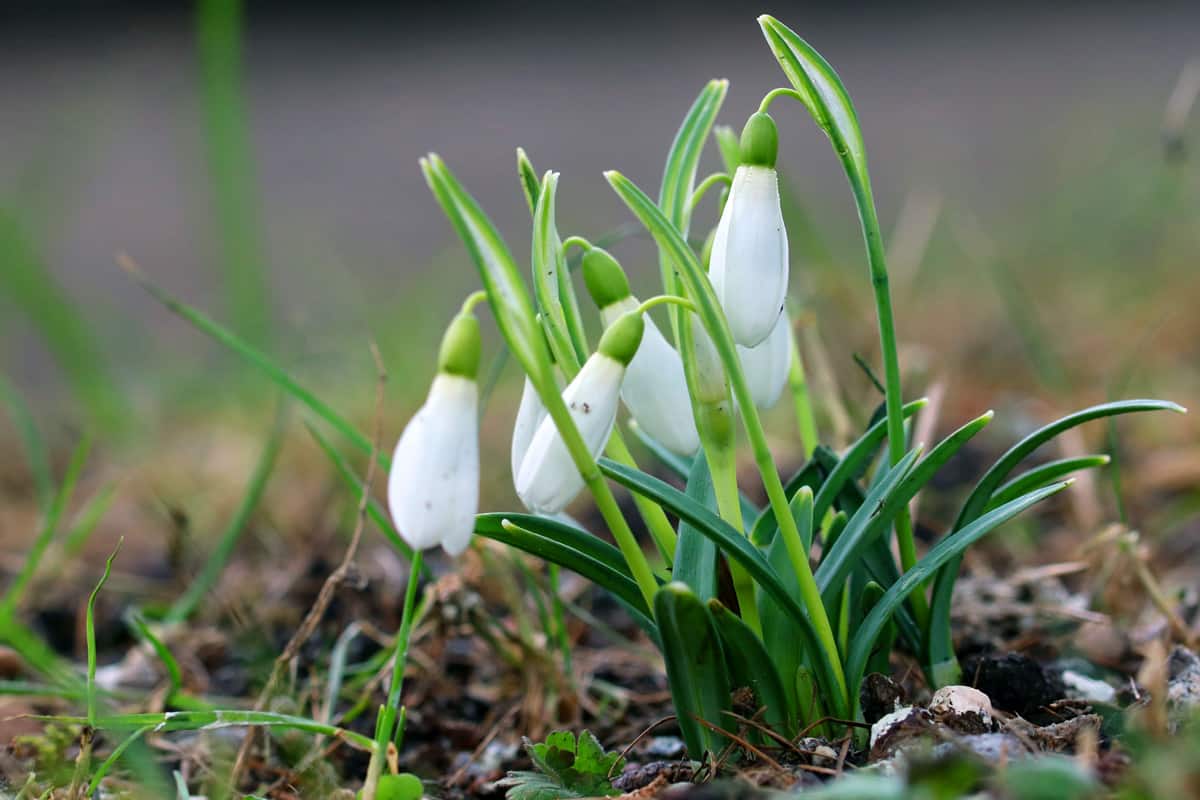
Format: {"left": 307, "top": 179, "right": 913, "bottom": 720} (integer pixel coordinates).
{"left": 848, "top": 175, "right": 928, "bottom": 625}
{"left": 460, "top": 290, "right": 488, "bottom": 314}
{"left": 561, "top": 236, "right": 592, "bottom": 255}
{"left": 759, "top": 87, "right": 806, "bottom": 114}
{"left": 635, "top": 294, "right": 699, "bottom": 316}
{"left": 363, "top": 551, "right": 423, "bottom": 798}
{"left": 605, "top": 433, "right": 678, "bottom": 563}
{"left": 786, "top": 326, "right": 818, "bottom": 459}
{"left": 704, "top": 426, "right": 761, "bottom": 635}
{"left": 689, "top": 172, "right": 732, "bottom": 213}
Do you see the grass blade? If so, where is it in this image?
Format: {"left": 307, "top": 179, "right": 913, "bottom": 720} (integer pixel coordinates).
{"left": 984, "top": 455, "right": 1112, "bottom": 513}
{"left": 0, "top": 374, "right": 53, "bottom": 510}
{"left": 163, "top": 409, "right": 286, "bottom": 624}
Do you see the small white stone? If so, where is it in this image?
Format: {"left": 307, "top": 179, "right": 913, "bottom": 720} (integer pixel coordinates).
{"left": 1062, "top": 669, "right": 1116, "bottom": 703}
{"left": 929, "top": 685, "right": 994, "bottom": 724}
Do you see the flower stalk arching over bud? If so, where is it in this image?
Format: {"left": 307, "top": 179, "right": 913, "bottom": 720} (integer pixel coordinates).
{"left": 387, "top": 308, "right": 482, "bottom": 556}
{"left": 739, "top": 310, "right": 792, "bottom": 410}
{"left": 515, "top": 312, "right": 643, "bottom": 514}
{"left": 583, "top": 248, "right": 700, "bottom": 457}
{"left": 708, "top": 112, "right": 789, "bottom": 348}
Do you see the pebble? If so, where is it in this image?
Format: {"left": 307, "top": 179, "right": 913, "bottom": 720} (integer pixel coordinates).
{"left": 1167, "top": 646, "right": 1200, "bottom": 725}
{"left": 869, "top": 706, "right": 935, "bottom": 759}
{"left": 1061, "top": 669, "right": 1116, "bottom": 704}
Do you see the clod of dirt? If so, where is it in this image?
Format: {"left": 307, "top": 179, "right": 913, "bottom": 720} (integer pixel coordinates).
{"left": 1006, "top": 713, "right": 1103, "bottom": 753}
{"left": 934, "top": 732, "right": 1030, "bottom": 763}
{"left": 1061, "top": 669, "right": 1116, "bottom": 703}
{"left": 929, "top": 685, "right": 994, "bottom": 734}
{"left": 1166, "top": 646, "right": 1200, "bottom": 724}
{"left": 613, "top": 761, "right": 696, "bottom": 793}
{"left": 870, "top": 706, "right": 936, "bottom": 760}
{"left": 963, "top": 652, "right": 1065, "bottom": 719}
{"left": 860, "top": 671, "right": 906, "bottom": 724}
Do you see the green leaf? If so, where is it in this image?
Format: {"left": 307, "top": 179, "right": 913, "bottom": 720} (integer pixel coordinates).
{"left": 928, "top": 399, "right": 1185, "bottom": 671}
{"left": 655, "top": 583, "right": 731, "bottom": 756}
{"left": 474, "top": 515, "right": 655, "bottom": 636}
{"left": 532, "top": 171, "right": 587, "bottom": 367}
{"left": 421, "top": 154, "right": 548, "bottom": 386}
{"left": 984, "top": 455, "right": 1111, "bottom": 513}
{"left": 659, "top": 79, "right": 728, "bottom": 237}
{"left": 0, "top": 374, "right": 52, "bottom": 511}
{"left": 599, "top": 458, "right": 849, "bottom": 719}
{"left": 516, "top": 148, "right": 540, "bottom": 216}
{"left": 501, "top": 729, "right": 623, "bottom": 800}
{"left": 812, "top": 399, "right": 928, "bottom": 525}
{"left": 674, "top": 455, "right": 720, "bottom": 600}
{"left": 814, "top": 447, "right": 921, "bottom": 604}
{"left": 757, "top": 16, "right": 869, "bottom": 201}
{"left": 846, "top": 482, "right": 1071, "bottom": 708}
{"left": 708, "top": 599, "right": 794, "bottom": 735}
{"left": 750, "top": 457, "right": 825, "bottom": 546}
{"left": 816, "top": 412, "right": 992, "bottom": 604}
{"left": 713, "top": 125, "right": 740, "bottom": 174}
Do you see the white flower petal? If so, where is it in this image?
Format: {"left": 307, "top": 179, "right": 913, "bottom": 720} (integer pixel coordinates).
{"left": 713, "top": 165, "right": 788, "bottom": 348}
{"left": 387, "top": 374, "right": 479, "bottom": 554}
{"left": 601, "top": 296, "right": 699, "bottom": 456}
{"left": 515, "top": 354, "right": 625, "bottom": 514}
{"left": 510, "top": 375, "right": 547, "bottom": 487}
{"left": 738, "top": 311, "right": 791, "bottom": 410}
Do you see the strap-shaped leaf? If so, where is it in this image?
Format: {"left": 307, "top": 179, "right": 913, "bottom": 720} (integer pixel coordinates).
{"left": 984, "top": 455, "right": 1110, "bottom": 513}
{"left": 814, "top": 448, "right": 921, "bottom": 604}
{"left": 812, "top": 399, "right": 928, "bottom": 525}
{"left": 709, "top": 599, "right": 795, "bottom": 735}
{"left": 474, "top": 515, "right": 656, "bottom": 636}
{"left": 757, "top": 15, "right": 869, "bottom": 214}
{"left": 674, "top": 454, "right": 720, "bottom": 600}
{"left": 516, "top": 148, "right": 540, "bottom": 215}
{"left": 846, "top": 482, "right": 1070, "bottom": 708}
{"left": 927, "top": 399, "right": 1184, "bottom": 671}
{"left": 659, "top": 79, "right": 728, "bottom": 237}
{"left": 599, "top": 458, "right": 849, "bottom": 718}
{"left": 655, "top": 583, "right": 731, "bottom": 756}
{"left": 421, "top": 154, "right": 548, "bottom": 385}
{"left": 531, "top": 171, "right": 578, "bottom": 370}
{"left": 816, "top": 412, "right": 992, "bottom": 603}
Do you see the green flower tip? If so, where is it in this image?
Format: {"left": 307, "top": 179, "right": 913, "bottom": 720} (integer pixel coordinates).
{"left": 581, "top": 248, "right": 632, "bottom": 309}
{"left": 740, "top": 112, "right": 778, "bottom": 168}
{"left": 437, "top": 311, "right": 482, "bottom": 378}
{"left": 597, "top": 311, "right": 644, "bottom": 366}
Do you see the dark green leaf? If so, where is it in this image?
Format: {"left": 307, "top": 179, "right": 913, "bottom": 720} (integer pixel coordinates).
{"left": 655, "top": 583, "right": 731, "bottom": 756}
{"left": 674, "top": 455, "right": 720, "bottom": 600}
{"left": 709, "top": 599, "right": 794, "bottom": 735}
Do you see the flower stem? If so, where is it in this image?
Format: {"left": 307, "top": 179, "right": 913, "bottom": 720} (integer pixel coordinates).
{"left": 689, "top": 172, "right": 732, "bottom": 213}
{"left": 604, "top": 432, "right": 678, "bottom": 563}
{"left": 362, "top": 551, "right": 423, "bottom": 799}
{"left": 635, "top": 294, "right": 698, "bottom": 316}
{"left": 460, "top": 290, "right": 488, "bottom": 314}
{"left": 847, "top": 173, "right": 928, "bottom": 626}
{"left": 758, "top": 87, "right": 806, "bottom": 114}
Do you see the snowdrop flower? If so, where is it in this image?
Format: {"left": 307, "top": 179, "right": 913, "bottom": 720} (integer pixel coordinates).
{"left": 738, "top": 310, "right": 791, "bottom": 410}
{"left": 709, "top": 112, "right": 788, "bottom": 348}
{"left": 582, "top": 248, "right": 699, "bottom": 456}
{"left": 516, "top": 311, "right": 644, "bottom": 514}
{"left": 387, "top": 310, "right": 481, "bottom": 556}
{"left": 510, "top": 375, "right": 548, "bottom": 486}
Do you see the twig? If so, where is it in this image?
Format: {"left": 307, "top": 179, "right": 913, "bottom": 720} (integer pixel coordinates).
{"left": 228, "top": 342, "right": 388, "bottom": 789}
{"left": 446, "top": 701, "right": 520, "bottom": 787}
{"left": 609, "top": 715, "right": 679, "bottom": 779}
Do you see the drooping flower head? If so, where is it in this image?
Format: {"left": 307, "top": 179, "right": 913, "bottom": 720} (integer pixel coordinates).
{"left": 582, "top": 248, "right": 699, "bottom": 456}
{"left": 515, "top": 311, "right": 644, "bottom": 514}
{"left": 387, "top": 308, "right": 481, "bottom": 556}
{"left": 709, "top": 112, "right": 788, "bottom": 348}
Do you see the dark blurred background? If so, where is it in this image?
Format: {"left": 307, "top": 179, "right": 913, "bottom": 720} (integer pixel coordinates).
{"left": 2, "top": 1, "right": 1198, "bottom": 435}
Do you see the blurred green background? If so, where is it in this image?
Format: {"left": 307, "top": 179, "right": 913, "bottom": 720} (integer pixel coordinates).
{"left": 2, "top": 1, "right": 1198, "bottom": 522}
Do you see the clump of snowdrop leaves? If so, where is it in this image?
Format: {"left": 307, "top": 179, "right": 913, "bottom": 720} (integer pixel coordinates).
{"left": 375, "top": 13, "right": 1184, "bottom": 768}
